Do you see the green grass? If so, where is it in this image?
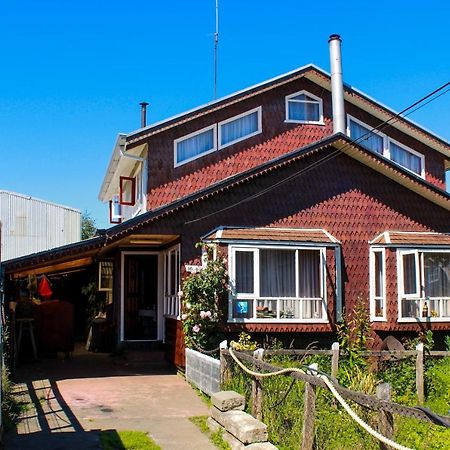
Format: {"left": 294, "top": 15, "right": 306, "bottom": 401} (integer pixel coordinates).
{"left": 189, "top": 416, "right": 231, "bottom": 450}
{"left": 100, "top": 430, "right": 161, "bottom": 450}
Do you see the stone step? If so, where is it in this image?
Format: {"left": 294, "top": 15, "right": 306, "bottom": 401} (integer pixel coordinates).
{"left": 211, "top": 406, "right": 268, "bottom": 445}
{"left": 211, "top": 390, "right": 245, "bottom": 412}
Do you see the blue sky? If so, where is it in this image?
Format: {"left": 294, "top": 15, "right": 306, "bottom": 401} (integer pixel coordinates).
{"left": 1, "top": 1, "right": 449, "bottom": 229}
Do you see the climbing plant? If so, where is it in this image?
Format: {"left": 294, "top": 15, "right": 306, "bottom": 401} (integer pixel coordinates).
{"left": 181, "top": 245, "right": 228, "bottom": 349}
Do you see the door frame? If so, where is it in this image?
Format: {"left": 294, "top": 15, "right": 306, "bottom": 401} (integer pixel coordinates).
{"left": 120, "top": 251, "right": 164, "bottom": 342}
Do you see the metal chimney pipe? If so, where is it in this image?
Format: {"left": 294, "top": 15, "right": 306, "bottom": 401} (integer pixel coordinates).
{"left": 139, "top": 102, "right": 149, "bottom": 128}
{"left": 328, "top": 34, "right": 346, "bottom": 134}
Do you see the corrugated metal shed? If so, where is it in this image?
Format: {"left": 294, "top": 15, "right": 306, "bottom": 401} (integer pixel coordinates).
{"left": 0, "top": 191, "right": 81, "bottom": 261}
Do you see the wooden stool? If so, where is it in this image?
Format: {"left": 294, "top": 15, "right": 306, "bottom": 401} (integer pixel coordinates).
{"left": 16, "top": 318, "right": 38, "bottom": 360}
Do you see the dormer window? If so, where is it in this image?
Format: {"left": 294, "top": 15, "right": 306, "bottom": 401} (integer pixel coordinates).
{"left": 285, "top": 91, "right": 323, "bottom": 124}
{"left": 219, "top": 107, "right": 262, "bottom": 149}
{"left": 174, "top": 125, "right": 216, "bottom": 167}
{"left": 347, "top": 115, "right": 425, "bottom": 178}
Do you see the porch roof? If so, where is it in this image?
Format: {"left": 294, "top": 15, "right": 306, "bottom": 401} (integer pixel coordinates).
{"left": 202, "top": 226, "right": 340, "bottom": 245}
{"left": 369, "top": 231, "right": 450, "bottom": 246}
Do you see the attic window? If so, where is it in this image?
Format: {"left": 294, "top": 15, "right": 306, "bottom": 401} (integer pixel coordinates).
{"left": 285, "top": 90, "right": 323, "bottom": 124}
{"left": 119, "top": 176, "right": 136, "bottom": 206}
{"left": 174, "top": 124, "right": 216, "bottom": 167}
{"left": 219, "top": 107, "right": 262, "bottom": 148}
{"left": 347, "top": 115, "right": 425, "bottom": 178}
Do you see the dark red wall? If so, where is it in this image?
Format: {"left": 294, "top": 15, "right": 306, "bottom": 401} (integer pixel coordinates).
{"left": 128, "top": 78, "right": 448, "bottom": 212}
{"left": 133, "top": 148, "right": 450, "bottom": 341}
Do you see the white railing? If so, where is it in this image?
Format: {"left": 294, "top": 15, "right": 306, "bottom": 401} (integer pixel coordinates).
{"left": 234, "top": 297, "right": 325, "bottom": 321}
{"left": 401, "top": 297, "right": 450, "bottom": 319}
{"left": 164, "top": 294, "right": 180, "bottom": 318}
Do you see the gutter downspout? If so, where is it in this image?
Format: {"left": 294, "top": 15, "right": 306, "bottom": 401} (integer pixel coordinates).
{"left": 329, "top": 34, "right": 346, "bottom": 134}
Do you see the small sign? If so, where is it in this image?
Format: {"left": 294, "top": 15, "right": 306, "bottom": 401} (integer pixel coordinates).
{"left": 185, "top": 264, "right": 202, "bottom": 274}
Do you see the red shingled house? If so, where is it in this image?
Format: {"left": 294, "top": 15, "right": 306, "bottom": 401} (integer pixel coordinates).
{"left": 4, "top": 35, "right": 450, "bottom": 364}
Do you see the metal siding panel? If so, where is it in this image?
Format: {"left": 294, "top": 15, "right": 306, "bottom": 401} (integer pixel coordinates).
{"left": 0, "top": 192, "right": 81, "bottom": 261}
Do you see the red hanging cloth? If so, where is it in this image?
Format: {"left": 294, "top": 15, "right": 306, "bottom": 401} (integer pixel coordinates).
{"left": 38, "top": 276, "right": 53, "bottom": 299}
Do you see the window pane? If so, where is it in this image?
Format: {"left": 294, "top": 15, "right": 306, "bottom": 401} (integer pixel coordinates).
{"left": 298, "top": 250, "right": 321, "bottom": 297}
{"left": 221, "top": 111, "right": 259, "bottom": 146}
{"left": 424, "top": 253, "right": 450, "bottom": 297}
{"left": 390, "top": 142, "right": 422, "bottom": 175}
{"left": 260, "top": 249, "right": 296, "bottom": 297}
{"left": 349, "top": 119, "right": 384, "bottom": 155}
{"left": 235, "top": 251, "right": 254, "bottom": 294}
{"left": 232, "top": 299, "right": 253, "bottom": 319}
{"left": 256, "top": 299, "right": 277, "bottom": 318}
{"left": 288, "top": 101, "right": 319, "bottom": 122}
{"left": 169, "top": 251, "right": 176, "bottom": 295}
{"left": 403, "top": 253, "right": 417, "bottom": 295}
{"left": 374, "top": 251, "right": 383, "bottom": 298}
{"left": 176, "top": 128, "right": 214, "bottom": 164}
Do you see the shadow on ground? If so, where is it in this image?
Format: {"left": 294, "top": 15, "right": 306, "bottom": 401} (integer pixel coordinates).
{"left": 4, "top": 344, "right": 176, "bottom": 450}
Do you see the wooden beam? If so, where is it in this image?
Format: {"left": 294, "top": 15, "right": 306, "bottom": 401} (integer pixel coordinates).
{"left": 12, "top": 257, "right": 94, "bottom": 278}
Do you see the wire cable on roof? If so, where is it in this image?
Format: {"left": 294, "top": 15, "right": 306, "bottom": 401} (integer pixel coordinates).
{"left": 184, "top": 80, "right": 450, "bottom": 225}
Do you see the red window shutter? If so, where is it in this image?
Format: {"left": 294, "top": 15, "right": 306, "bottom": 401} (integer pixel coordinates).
{"left": 119, "top": 176, "right": 136, "bottom": 206}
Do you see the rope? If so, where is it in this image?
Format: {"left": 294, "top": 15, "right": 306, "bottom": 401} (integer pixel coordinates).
{"left": 228, "top": 347, "right": 413, "bottom": 450}
{"left": 189, "top": 339, "right": 221, "bottom": 355}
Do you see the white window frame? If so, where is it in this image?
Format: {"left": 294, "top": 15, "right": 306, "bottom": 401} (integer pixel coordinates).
{"left": 228, "top": 244, "right": 328, "bottom": 323}
{"left": 174, "top": 124, "right": 217, "bottom": 168}
{"left": 397, "top": 248, "right": 450, "bottom": 322}
{"left": 346, "top": 114, "right": 425, "bottom": 178}
{"left": 163, "top": 244, "right": 181, "bottom": 319}
{"left": 285, "top": 90, "right": 324, "bottom": 125}
{"left": 369, "top": 247, "right": 386, "bottom": 321}
{"left": 218, "top": 106, "right": 262, "bottom": 149}
{"left": 111, "top": 194, "right": 122, "bottom": 221}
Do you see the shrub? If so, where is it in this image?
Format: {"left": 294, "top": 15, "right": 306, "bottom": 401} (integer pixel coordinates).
{"left": 181, "top": 245, "right": 228, "bottom": 349}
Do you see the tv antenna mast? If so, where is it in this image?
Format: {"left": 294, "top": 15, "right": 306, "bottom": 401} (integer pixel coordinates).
{"left": 214, "top": 0, "right": 219, "bottom": 99}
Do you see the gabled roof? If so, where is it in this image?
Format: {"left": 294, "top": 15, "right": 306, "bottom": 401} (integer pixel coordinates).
{"left": 202, "top": 226, "right": 340, "bottom": 245}
{"left": 5, "top": 133, "right": 450, "bottom": 274}
{"left": 99, "top": 63, "right": 450, "bottom": 203}
{"left": 124, "top": 64, "right": 450, "bottom": 155}
{"left": 370, "top": 231, "right": 450, "bottom": 246}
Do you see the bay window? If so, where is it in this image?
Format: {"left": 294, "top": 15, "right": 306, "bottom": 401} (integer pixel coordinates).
{"left": 398, "top": 250, "right": 450, "bottom": 320}
{"left": 230, "top": 246, "right": 327, "bottom": 322}
{"left": 370, "top": 248, "right": 386, "bottom": 320}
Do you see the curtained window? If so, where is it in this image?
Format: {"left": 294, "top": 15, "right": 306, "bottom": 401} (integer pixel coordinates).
{"left": 390, "top": 142, "right": 422, "bottom": 176}
{"left": 220, "top": 108, "right": 261, "bottom": 147}
{"left": 175, "top": 126, "right": 215, "bottom": 165}
{"left": 399, "top": 250, "right": 450, "bottom": 319}
{"left": 349, "top": 118, "right": 384, "bottom": 155}
{"left": 232, "top": 246, "right": 325, "bottom": 321}
{"left": 286, "top": 91, "right": 322, "bottom": 123}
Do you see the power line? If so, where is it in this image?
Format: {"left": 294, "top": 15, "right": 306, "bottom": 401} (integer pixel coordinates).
{"left": 185, "top": 80, "right": 450, "bottom": 225}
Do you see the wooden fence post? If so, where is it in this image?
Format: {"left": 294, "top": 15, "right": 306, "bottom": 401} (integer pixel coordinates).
{"left": 376, "top": 383, "right": 394, "bottom": 450}
{"left": 301, "top": 363, "right": 318, "bottom": 450}
{"left": 252, "top": 348, "right": 264, "bottom": 421}
{"left": 416, "top": 343, "right": 424, "bottom": 404}
{"left": 331, "top": 342, "right": 339, "bottom": 378}
{"left": 219, "top": 341, "right": 230, "bottom": 387}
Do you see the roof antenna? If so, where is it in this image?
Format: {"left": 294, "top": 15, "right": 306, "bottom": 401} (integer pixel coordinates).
{"left": 214, "top": 0, "right": 219, "bottom": 99}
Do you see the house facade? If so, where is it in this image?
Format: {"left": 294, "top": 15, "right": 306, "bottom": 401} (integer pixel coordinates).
{"left": 3, "top": 36, "right": 450, "bottom": 365}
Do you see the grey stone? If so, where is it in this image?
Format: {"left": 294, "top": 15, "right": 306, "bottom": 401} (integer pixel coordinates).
{"left": 222, "top": 430, "right": 246, "bottom": 450}
{"left": 206, "top": 417, "right": 222, "bottom": 433}
{"left": 245, "top": 443, "right": 279, "bottom": 449}
{"left": 211, "top": 390, "right": 246, "bottom": 411}
{"left": 211, "top": 407, "right": 268, "bottom": 444}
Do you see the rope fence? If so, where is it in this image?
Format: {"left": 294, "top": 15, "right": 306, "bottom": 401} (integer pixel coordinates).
{"left": 220, "top": 346, "right": 450, "bottom": 450}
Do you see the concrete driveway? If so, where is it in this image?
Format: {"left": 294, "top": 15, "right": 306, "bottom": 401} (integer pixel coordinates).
{"left": 5, "top": 347, "right": 215, "bottom": 450}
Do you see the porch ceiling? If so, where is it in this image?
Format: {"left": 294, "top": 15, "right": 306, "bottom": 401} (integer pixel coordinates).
{"left": 11, "top": 256, "right": 94, "bottom": 279}
{"left": 114, "top": 233, "right": 179, "bottom": 247}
